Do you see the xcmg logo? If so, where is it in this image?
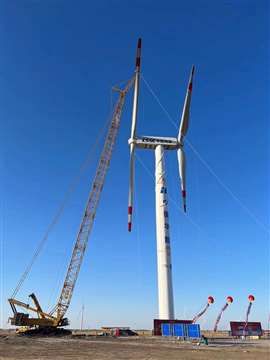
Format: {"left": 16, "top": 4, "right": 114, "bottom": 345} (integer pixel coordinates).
{"left": 141, "top": 137, "right": 174, "bottom": 144}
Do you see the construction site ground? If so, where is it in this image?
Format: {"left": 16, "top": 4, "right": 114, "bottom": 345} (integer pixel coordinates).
{"left": 0, "top": 330, "right": 269, "bottom": 360}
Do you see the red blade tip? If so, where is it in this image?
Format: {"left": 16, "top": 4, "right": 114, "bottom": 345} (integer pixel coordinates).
{"left": 136, "top": 38, "right": 142, "bottom": 68}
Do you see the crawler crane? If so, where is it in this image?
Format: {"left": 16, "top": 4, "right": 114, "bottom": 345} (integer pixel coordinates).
{"left": 8, "top": 40, "right": 141, "bottom": 332}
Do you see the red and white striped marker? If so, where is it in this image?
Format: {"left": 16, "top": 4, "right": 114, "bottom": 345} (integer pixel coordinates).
{"left": 128, "top": 206, "right": 132, "bottom": 232}
{"left": 182, "top": 190, "right": 186, "bottom": 212}
{"left": 135, "top": 38, "right": 142, "bottom": 70}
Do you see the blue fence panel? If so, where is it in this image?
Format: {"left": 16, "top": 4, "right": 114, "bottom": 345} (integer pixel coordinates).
{"left": 173, "top": 324, "right": 185, "bottom": 337}
{"left": 186, "top": 324, "right": 201, "bottom": 338}
{"left": 161, "top": 323, "right": 171, "bottom": 336}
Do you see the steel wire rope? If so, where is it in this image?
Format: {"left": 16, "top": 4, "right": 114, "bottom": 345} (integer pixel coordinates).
{"left": 11, "top": 89, "right": 118, "bottom": 299}
{"left": 141, "top": 74, "right": 269, "bottom": 235}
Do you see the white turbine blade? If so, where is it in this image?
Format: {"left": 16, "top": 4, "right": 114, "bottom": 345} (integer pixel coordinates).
{"left": 177, "top": 148, "right": 186, "bottom": 212}
{"left": 178, "top": 65, "right": 195, "bottom": 141}
{"left": 128, "top": 38, "right": 142, "bottom": 232}
{"left": 128, "top": 144, "right": 135, "bottom": 232}
{"left": 130, "top": 38, "right": 142, "bottom": 140}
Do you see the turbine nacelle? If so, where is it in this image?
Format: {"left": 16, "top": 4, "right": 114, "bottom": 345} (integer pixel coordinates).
{"left": 129, "top": 136, "right": 179, "bottom": 150}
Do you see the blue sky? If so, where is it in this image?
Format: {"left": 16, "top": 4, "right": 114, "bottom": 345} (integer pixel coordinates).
{"left": 1, "top": 0, "right": 269, "bottom": 330}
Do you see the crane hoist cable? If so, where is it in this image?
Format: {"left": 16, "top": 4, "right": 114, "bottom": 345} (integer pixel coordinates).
{"left": 10, "top": 91, "right": 119, "bottom": 300}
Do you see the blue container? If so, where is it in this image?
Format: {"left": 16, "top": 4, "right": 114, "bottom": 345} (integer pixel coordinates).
{"left": 173, "top": 324, "right": 185, "bottom": 337}
{"left": 161, "top": 323, "right": 171, "bottom": 336}
{"left": 186, "top": 324, "right": 201, "bottom": 338}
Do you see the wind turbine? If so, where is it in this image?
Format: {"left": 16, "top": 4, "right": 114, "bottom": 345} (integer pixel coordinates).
{"left": 128, "top": 38, "right": 195, "bottom": 320}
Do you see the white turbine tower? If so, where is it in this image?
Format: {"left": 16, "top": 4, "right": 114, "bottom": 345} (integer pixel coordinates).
{"left": 128, "top": 38, "right": 195, "bottom": 320}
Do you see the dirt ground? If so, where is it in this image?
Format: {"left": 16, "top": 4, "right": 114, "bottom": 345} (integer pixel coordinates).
{"left": 0, "top": 332, "right": 269, "bottom": 360}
